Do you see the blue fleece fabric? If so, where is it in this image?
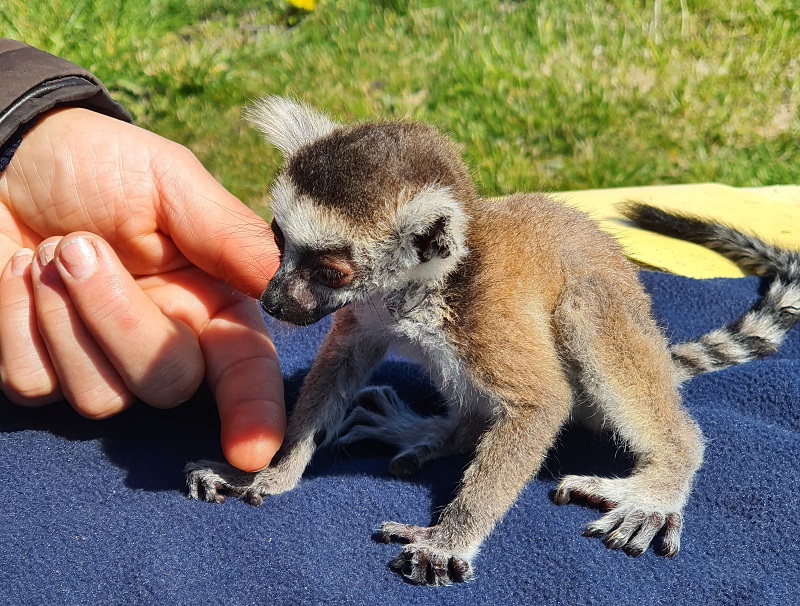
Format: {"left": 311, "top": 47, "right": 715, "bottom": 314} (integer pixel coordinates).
{"left": 1, "top": 271, "right": 798, "bottom": 605}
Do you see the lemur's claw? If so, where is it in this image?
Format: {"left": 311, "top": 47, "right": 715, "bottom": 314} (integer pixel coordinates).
{"left": 378, "top": 521, "right": 473, "bottom": 586}
{"left": 185, "top": 460, "right": 253, "bottom": 504}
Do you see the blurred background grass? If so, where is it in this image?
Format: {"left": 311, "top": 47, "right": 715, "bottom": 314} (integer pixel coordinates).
{"left": 1, "top": 0, "right": 798, "bottom": 218}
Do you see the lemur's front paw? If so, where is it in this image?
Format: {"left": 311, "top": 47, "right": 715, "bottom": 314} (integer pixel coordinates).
{"left": 378, "top": 521, "right": 473, "bottom": 586}
{"left": 185, "top": 460, "right": 297, "bottom": 507}
{"left": 554, "top": 474, "right": 683, "bottom": 557}
{"left": 185, "top": 460, "right": 254, "bottom": 504}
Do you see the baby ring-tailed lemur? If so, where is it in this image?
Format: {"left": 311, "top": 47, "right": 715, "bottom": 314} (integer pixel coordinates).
{"left": 186, "top": 97, "right": 800, "bottom": 586}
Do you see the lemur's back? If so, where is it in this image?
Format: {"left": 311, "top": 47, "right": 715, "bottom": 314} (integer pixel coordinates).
{"left": 443, "top": 193, "right": 655, "bottom": 395}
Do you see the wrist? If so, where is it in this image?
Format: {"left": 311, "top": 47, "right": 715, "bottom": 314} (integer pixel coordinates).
{"left": 0, "top": 39, "right": 132, "bottom": 173}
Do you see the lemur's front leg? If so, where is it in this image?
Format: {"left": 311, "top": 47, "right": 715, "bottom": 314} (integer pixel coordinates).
{"left": 187, "top": 310, "right": 387, "bottom": 506}
{"left": 379, "top": 370, "right": 573, "bottom": 586}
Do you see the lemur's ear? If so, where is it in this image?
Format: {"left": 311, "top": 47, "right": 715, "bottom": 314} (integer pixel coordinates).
{"left": 413, "top": 215, "right": 452, "bottom": 262}
{"left": 394, "top": 186, "right": 468, "bottom": 264}
{"left": 245, "top": 96, "right": 338, "bottom": 157}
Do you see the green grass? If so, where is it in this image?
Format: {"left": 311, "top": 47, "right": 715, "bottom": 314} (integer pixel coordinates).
{"left": 2, "top": 0, "right": 799, "bottom": 218}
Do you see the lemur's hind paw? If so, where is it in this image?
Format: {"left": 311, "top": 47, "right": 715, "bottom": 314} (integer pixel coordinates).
{"left": 554, "top": 474, "right": 684, "bottom": 558}
{"left": 583, "top": 508, "right": 682, "bottom": 558}
{"left": 185, "top": 460, "right": 254, "bottom": 504}
{"left": 336, "top": 386, "right": 458, "bottom": 478}
{"left": 378, "top": 522, "right": 473, "bottom": 587}
{"left": 336, "top": 386, "right": 413, "bottom": 445}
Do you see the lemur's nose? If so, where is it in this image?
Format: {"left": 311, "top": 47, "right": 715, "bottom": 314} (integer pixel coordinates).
{"left": 259, "top": 291, "right": 282, "bottom": 318}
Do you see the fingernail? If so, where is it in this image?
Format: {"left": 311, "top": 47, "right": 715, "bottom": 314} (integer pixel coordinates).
{"left": 38, "top": 243, "right": 56, "bottom": 266}
{"left": 10, "top": 249, "right": 34, "bottom": 276}
{"left": 58, "top": 237, "right": 98, "bottom": 280}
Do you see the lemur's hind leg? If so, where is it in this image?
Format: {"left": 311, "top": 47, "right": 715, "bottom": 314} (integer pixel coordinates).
{"left": 337, "top": 386, "right": 481, "bottom": 478}
{"left": 553, "top": 277, "right": 704, "bottom": 558}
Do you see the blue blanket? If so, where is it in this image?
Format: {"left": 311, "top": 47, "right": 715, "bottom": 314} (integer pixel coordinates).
{"left": 1, "top": 271, "right": 798, "bottom": 605}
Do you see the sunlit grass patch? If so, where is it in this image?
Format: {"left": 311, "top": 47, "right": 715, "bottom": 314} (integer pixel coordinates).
{"left": 2, "top": 0, "right": 798, "bottom": 217}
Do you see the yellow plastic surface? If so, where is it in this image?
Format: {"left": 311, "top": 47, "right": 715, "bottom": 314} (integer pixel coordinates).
{"left": 556, "top": 183, "right": 800, "bottom": 278}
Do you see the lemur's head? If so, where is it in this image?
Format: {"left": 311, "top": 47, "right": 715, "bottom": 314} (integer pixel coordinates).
{"left": 247, "top": 97, "right": 475, "bottom": 326}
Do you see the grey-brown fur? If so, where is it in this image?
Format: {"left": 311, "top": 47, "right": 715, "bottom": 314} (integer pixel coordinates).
{"left": 186, "top": 98, "right": 799, "bottom": 586}
{"left": 287, "top": 121, "right": 477, "bottom": 224}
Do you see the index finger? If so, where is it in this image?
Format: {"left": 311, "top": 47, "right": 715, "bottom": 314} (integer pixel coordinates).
{"left": 199, "top": 296, "right": 286, "bottom": 472}
{"left": 151, "top": 145, "right": 280, "bottom": 298}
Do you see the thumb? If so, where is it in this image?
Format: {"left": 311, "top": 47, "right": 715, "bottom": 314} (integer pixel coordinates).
{"left": 153, "top": 145, "right": 279, "bottom": 298}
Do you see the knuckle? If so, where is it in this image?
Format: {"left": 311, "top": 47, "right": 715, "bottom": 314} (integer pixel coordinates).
{"left": 0, "top": 362, "right": 59, "bottom": 406}
{"left": 139, "top": 352, "right": 204, "bottom": 408}
{"left": 1, "top": 383, "right": 60, "bottom": 407}
{"left": 168, "top": 141, "right": 198, "bottom": 163}
{"left": 102, "top": 297, "right": 145, "bottom": 334}
{"left": 69, "top": 386, "right": 131, "bottom": 419}
{"left": 155, "top": 141, "right": 201, "bottom": 184}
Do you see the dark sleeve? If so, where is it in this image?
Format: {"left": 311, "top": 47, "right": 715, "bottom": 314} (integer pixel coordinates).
{"left": 0, "top": 39, "right": 132, "bottom": 169}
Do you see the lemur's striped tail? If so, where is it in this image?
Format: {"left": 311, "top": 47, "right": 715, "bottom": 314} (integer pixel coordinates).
{"left": 621, "top": 203, "right": 800, "bottom": 381}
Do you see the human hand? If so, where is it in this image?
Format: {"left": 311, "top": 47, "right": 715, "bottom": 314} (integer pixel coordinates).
{"left": 0, "top": 108, "right": 284, "bottom": 472}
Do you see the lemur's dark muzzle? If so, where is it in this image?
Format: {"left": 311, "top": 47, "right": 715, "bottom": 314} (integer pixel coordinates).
{"left": 259, "top": 281, "right": 334, "bottom": 327}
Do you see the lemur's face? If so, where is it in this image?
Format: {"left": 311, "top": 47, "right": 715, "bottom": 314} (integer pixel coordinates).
{"left": 259, "top": 173, "right": 468, "bottom": 327}
{"left": 259, "top": 216, "right": 359, "bottom": 326}
{"left": 249, "top": 97, "right": 472, "bottom": 326}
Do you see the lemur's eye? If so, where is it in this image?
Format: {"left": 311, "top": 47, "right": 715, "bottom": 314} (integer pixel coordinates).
{"left": 271, "top": 219, "right": 285, "bottom": 253}
{"left": 313, "top": 262, "right": 354, "bottom": 289}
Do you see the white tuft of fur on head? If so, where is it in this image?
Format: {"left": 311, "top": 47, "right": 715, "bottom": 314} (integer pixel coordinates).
{"left": 244, "top": 96, "right": 339, "bottom": 157}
